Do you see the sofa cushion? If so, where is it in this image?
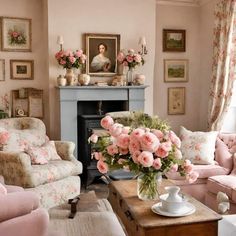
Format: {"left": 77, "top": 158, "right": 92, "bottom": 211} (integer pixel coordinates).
{"left": 166, "top": 164, "right": 229, "bottom": 180}
{"left": 215, "top": 137, "right": 233, "bottom": 171}
{"left": 25, "top": 160, "right": 82, "bottom": 188}
{"left": 180, "top": 126, "right": 218, "bottom": 165}
{"left": 207, "top": 175, "right": 236, "bottom": 201}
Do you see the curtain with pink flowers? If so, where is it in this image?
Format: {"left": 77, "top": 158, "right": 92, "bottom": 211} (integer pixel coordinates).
{"left": 208, "top": 0, "right": 236, "bottom": 131}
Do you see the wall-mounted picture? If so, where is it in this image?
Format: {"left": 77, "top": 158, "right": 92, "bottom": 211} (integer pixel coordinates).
{"left": 1, "top": 17, "right": 32, "bottom": 52}
{"left": 85, "top": 33, "right": 120, "bottom": 76}
{"left": 163, "top": 29, "right": 186, "bottom": 52}
{"left": 168, "top": 87, "right": 185, "bottom": 115}
{"left": 164, "top": 59, "right": 188, "bottom": 82}
{"left": 0, "top": 59, "right": 5, "bottom": 81}
{"left": 10, "top": 60, "right": 34, "bottom": 80}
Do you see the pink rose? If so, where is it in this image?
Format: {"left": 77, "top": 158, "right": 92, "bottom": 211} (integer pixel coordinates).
{"left": 12, "top": 31, "right": 18, "bottom": 38}
{"left": 169, "top": 131, "right": 181, "bottom": 148}
{"left": 59, "top": 59, "right": 66, "bottom": 65}
{"left": 107, "top": 144, "right": 118, "bottom": 156}
{"left": 152, "top": 129, "right": 164, "bottom": 141}
{"left": 155, "top": 145, "right": 169, "bottom": 158}
{"left": 122, "top": 126, "right": 130, "bottom": 134}
{"left": 75, "top": 49, "right": 83, "bottom": 57}
{"left": 109, "top": 123, "right": 123, "bottom": 137}
{"left": 169, "top": 163, "right": 178, "bottom": 172}
{"left": 119, "top": 147, "right": 129, "bottom": 155}
{"left": 126, "top": 55, "right": 134, "bottom": 63}
{"left": 69, "top": 56, "right": 76, "bottom": 64}
{"left": 116, "top": 134, "right": 130, "bottom": 149}
{"left": 100, "top": 116, "right": 114, "bottom": 130}
{"left": 93, "top": 152, "right": 103, "bottom": 161}
{"left": 130, "top": 128, "right": 145, "bottom": 141}
{"left": 134, "top": 54, "right": 142, "bottom": 63}
{"left": 140, "top": 132, "right": 160, "bottom": 152}
{"left": 153, "top": 158, "right": 162, "bottom": 170}
{"left": 0, "top": 131, "right": 9, "bottom": 145}
{"left": 138, "top": 151, "right": 154, "bottom": 167}
{"left": 132, "top": 150, "right": 141, "bottom": 163}
{"left": 89, "top": 134, "right": 98, "bottom": 143}
{"left": 97, "top": 160, "right": 108, "bottom": 174}
{"left": 183, "top": 160, "right": 194, "bottom": 174}
{"left": 186, "top": 171, "right": 199, "bottom": 184}
{"left": 129, "top": 139, "right": 141, "bottom": 154}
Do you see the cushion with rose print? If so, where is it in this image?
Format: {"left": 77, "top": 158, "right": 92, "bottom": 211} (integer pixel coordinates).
{"left": 179, "top": 126, "right": 218, "bottom": 165}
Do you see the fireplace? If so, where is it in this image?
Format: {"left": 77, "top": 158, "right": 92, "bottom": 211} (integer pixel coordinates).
{"left": 58, "top": 86, "right": 147, "bottom": 185}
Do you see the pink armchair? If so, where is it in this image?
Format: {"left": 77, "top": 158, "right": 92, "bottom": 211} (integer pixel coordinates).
{"left": 0, "top": 177, "right": 62, "bottom": 236}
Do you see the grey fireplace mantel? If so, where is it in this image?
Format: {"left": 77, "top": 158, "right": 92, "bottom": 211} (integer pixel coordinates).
{"left": 57, "top": 85, "right": 148, "bottom": 157}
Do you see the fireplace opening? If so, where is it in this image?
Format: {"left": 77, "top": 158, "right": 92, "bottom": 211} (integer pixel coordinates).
{"left": 77, "top": 100, "right": 127, "bottom": 187}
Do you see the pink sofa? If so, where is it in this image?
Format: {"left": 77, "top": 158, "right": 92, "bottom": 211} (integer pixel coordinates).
{"left": 167, "top": 133, "right": 236, "bottom": 213}
{"left": 0, "top": 176, "right": 62, "bottom": 236}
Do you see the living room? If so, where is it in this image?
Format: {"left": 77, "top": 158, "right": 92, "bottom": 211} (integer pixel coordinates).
{"left": 0, "top": 0, "right": 235, "bottom": 235}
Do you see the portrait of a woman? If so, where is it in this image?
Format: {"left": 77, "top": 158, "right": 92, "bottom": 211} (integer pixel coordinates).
{"left": 90, "top": 43, "right": 111, "bottom": 72}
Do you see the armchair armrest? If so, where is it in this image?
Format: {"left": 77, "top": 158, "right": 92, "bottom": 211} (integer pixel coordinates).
{"left": 0, "top": 151, "right": 32, "bottom": 186}
{"left": 54, "top": 141, "right": 76, "bottom": 161}
{"left": 0, "top": 191, "right": 39, "bottom": 222}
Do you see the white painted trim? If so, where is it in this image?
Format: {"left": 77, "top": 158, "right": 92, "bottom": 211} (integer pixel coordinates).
{"left": 156, "top": 0, "right": 199, "bottom": 7}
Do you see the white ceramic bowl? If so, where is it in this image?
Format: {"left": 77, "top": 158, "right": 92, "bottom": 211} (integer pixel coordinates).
{"left": 159, "top": 193, "right": 188, "bottom": 214}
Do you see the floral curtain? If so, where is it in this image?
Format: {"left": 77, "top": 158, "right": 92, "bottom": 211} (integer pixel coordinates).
{"left": 208, "top": 0, "right": 236, "bottom": 131}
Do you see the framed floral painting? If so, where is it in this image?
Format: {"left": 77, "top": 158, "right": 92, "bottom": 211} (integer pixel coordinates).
{"left": 168, "top": 87, "right": 185, "bottom": 115}
{"left": 10, "top": 60, "right": 34, "bottom": 80}
{"left": 85, "top": 33, "right": 120, "bottom": 76}
{"left": 1, "top": 17, "right": 32, "bottom": 52}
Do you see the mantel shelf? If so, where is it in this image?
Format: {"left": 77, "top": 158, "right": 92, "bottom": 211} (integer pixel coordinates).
{"left": 57, "top": 85, "right": 148, "bottom": 89}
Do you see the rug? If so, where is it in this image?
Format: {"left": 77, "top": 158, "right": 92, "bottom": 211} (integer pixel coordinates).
{"left": 48, "top": 191, "right": 126, "bottom": 236}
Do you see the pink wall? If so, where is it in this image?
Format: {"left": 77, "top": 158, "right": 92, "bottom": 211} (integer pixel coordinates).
{"left": 47, "top": 0, "right": 156, "bottom": 139}
{"left": 0, "top": 0, "right": 49, "bottom": 130}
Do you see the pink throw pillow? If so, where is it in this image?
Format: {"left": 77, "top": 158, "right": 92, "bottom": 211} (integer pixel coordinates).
{"left": 0, "top": 183, "right": 7, "bottom": 195}
{"left": 44, "top": 141, "right": 61, "bottom": 161}
{"left": 25, "top": 146, "right": 48, "bottom": 165}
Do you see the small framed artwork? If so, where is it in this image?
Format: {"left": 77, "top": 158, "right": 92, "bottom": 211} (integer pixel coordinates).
{"left": 10, "top": 60, "right": 34, "bottom": 80}
{"left": 85, "top": 33, "right": 120, "bottom": 76}
{"left": 168, "top": 87, "right": 185, "bottom": 115}
{"left": 0, "top": 59, "right": 5, "bottom": 81}
{"left": 163, "top": 29, "right": 186, "bottom": 52}
{"left": 164, "top": 59, "right": 188, "bottom": 82}
{"left": 1, "top": 17, "right": 32, "bottom": 52}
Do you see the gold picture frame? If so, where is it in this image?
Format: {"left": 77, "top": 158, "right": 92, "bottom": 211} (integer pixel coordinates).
{"left": 85, "top": 33, "right": 120, "bottom": 77}
{"left": 0, "top": 59, "right": 5, "bottom": 81}
{"left": 10, "top": 60, "right": 34, "bottom": 80}
{"left": 163, "top": 29, "right": 186, "bottom": 52}
{"left": 1, "top": 17, "right": 32, "bottom": 52}
{"left": 168, "top": 87, "right": 185, "bottom": 115}
{"left": 164, "top": 59, "right": 188, "bottom": 82}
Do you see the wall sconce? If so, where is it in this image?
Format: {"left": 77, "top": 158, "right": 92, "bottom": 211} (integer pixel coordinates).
{"left": 57, "top": 35, "right": 64, "bottom": 51}
{"left": 138, "top": 36, "right": 148, "bottom": 55}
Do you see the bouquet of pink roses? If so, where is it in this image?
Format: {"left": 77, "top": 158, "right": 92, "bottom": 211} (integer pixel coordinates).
{"left": 55, "top": 49, "right": 86, "bottom": 69}
{"left": 117, "top": 49, "right": 145, "bottom": 69}
{"left": 89, "top": 113, "right": 198, "bottom": 200}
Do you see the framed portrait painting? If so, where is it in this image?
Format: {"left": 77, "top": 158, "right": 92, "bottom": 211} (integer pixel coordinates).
{"left": 164, "top": 59, "right": 188, "bottom": 82}
{"left": 85, "top": 33, "right": 120, "bottom": 76}
{"left": 0, "top": 59, "right": 5, "bottom": 81}
{"left": 10, "top": 60, "right": 34, "bottom": 80}
{"left": 168, "top": 87, "right": 185, "bottom": 115}
{"left": 1, "top": 17, "right": 32, "bottom": 52}
{"left": 163, "top": 29, "right": 186, "bottom": 52}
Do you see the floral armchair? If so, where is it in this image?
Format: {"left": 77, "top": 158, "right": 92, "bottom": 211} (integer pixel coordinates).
{"left": 0, "top": 117, "right": 82, "bottom": 209}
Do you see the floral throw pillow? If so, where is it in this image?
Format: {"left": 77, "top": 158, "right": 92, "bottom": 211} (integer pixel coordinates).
{"left": 44, "top": 141, "right": 61, "bottom": 161}
{"left": 180, "top": 126, "right": 218, "bottom": 165}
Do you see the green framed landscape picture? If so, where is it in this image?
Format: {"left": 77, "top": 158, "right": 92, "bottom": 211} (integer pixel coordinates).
{"left": 163, "top": 29, "right": 186, "bottom": 52}
{"left": 164, "top": 59, "right": 188, "bottom": 82}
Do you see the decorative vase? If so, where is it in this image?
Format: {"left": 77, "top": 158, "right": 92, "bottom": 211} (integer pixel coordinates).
{"left": 65, "top": 69, "right": 76, "bottom": 86}
{"left": 57, "top": 75, "right": 67, "bottom": 86}
{"left": 126, "top": 67, "right": 135, "bottom": 86}
{"left": 78, "top": 74, "right": 90, "bottom": 86}
{"left": 137, "top": 172, "right": 162, "bottom": 201}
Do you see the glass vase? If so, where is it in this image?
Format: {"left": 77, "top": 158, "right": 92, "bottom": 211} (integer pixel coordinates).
{"left": 137, "top": 172, "right": 162, "bottom": 201}
{"left": 126, "top": 68, "right": 135, "bottom": 86}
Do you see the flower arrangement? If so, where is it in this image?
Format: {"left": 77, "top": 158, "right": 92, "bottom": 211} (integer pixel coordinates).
{"left": 55, "top": 49, "right": 86, "bottom": 69}
{"left": 117, "top": 49, "right": 145, "bottom": 70}
{"left": 89, "top": 112, "right": 198, "bottom": 200}
{"left": 8, "top": 28, "right": 26, "bottom": 45}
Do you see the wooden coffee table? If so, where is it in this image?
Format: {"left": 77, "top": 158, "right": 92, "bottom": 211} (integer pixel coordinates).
{"left": 108, "top": 179, "right": 222, "bottom": 236}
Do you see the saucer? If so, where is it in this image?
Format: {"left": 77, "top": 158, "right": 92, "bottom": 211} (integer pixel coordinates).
{"left": 151, "top": 202, "right": 196, "bottom": 217}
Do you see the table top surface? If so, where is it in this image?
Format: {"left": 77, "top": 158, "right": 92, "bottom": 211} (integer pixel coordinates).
{"left": 109, "top": 179, "right": 222, "bottom": 228}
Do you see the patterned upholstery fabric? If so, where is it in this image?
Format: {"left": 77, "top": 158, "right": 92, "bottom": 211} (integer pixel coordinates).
{"left": 0, "top": 117, "right": 82, "bottom": 208}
